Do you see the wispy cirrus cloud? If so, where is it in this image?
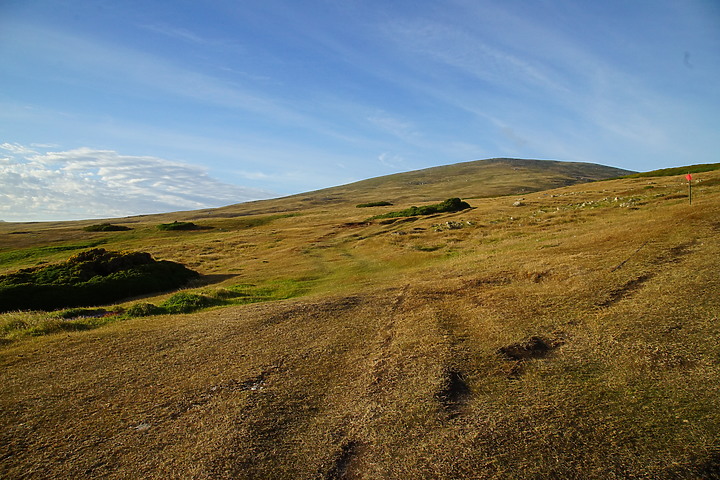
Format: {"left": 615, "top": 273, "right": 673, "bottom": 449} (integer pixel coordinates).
{"left": 138, "top": 23, "right": 219, "bottom": 45}
{"left": 0, "top": 143, "right": 274, "bottom": 222}
{"left": 1, "top": 23, "right": 308, "bottom": 126}
{"left": 386, "top": 18, "right": 562, "bottom": 95}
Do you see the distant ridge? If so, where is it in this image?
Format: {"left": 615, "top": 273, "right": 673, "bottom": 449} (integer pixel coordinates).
{"left": 202, "top": 158, "right": 634, "bottom": 218}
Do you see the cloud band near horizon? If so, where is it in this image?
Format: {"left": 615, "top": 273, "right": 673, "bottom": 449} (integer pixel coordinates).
{"left": 0, "top": 143, "right": 275, "bottom": 222}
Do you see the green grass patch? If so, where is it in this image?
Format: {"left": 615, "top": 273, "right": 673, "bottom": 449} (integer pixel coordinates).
{"left": 215, "top": 279, "right": 313, "bottom": 305}
{"left": 122, "top": 279, "right": 314, "bottom": 319}
{"left": 370, "top": 198, "right": 471, "bottom": 220}
{"left": 0, "top": 248, "right": 199, "bottom": 312}
{"left": 0, "top": 240, "right": 107, "bottom": 267}
{"left": 160, "top": 292, "right": 216, "bottom": 314}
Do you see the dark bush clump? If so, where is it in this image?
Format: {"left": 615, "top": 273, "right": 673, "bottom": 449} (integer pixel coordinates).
{"left": 83, "top": 223, "right": 132, "bottom": 232}
{"left": 356, "top": 201, "right": 393, "bottom": 208}
{"left": 0, "top": 248, "right": 199, "bottom": 312}
{"left": 371, "top": 198, "right": 471, "bottom": 219}
{"left": 157, "top": 221, "right": 208, "bottom": 231}
{"left": 126, "top": 303, "right": 164, "bottom": 317}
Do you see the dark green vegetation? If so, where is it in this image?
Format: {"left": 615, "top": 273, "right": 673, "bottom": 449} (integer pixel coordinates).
{"left": 124, "top": 302, "right": 164, "bottom": 317}
{"left": 0, "top": 248, "right": 198, "bottom": 312}
{"left": 2, "top": 159, "right": 719, "bottom": 480}
{"left": 83, "top": 223, "right": 132, "bottom": 232}
{"left": 371, "top": 197, "right": 471, "bottom": 219}
{"left": 157, "top": 221, "right": 207, "bottom": 231}
{"left": 158, "top": 292, "right": 215, "bottom": 314}
{"left": 622, "top": 162, "right": 720, "bottom": 178}
{"left": 356, "top": 201, "right": 393, "bottom": 208}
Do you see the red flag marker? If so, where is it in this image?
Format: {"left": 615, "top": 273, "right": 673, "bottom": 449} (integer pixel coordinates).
{"left": 686, "top": 173, "right": 693, "bottom": 181}
{"left": 686, "top": 173, "right": 693, "bottom": 204}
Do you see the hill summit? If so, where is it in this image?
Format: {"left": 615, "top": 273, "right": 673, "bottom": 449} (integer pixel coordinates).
{"left": 198, "top": 158, "right": 633, "bottom": 219}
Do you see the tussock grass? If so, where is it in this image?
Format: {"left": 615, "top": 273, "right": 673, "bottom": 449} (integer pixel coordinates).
{"left": 0, "top": 308, "right": 124, "bottom": 341}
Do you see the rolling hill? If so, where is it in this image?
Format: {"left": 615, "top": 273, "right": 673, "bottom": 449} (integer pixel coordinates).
{"left": 1, "top": 159, "right": 719, "bottom": 479}
{"left": 191, "top": 157, "right": 634, "bottom": 218}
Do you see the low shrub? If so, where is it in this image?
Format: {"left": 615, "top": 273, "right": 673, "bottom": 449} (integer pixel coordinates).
{"left": 157, "top": 221, "right": 208, "bottom": 231}
{"left": 160, "top": 292, "right": 215, "bottom": 314}
{"left": 83, "top": 223, "right": 132, "bottom": 232}
{"left": 371, "top": 198, "right": 471, "bottom": 220}
{"left": 356, "top": 201, "right": 393, "bottom": 208}
{"left": 126, "top": 303, "right": 164, "bottom": 317}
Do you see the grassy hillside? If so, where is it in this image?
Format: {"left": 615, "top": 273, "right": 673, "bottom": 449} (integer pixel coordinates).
{"left": 203, "top": 158, "right": 633, "bottom": 216}
{"left": 1, "top": 161, "right": 719, "bottom": 479}
{"left": 622, "top": 162, "right": 720, "bottom": 178}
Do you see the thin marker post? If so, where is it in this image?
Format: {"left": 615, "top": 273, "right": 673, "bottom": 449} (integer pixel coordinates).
{"left": 686, "top": 173, "right": 693, "bottom": 205}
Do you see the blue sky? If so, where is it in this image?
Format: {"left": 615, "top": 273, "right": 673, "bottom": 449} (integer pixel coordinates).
{"left": 1, "top": 0, "right": 718, "bottom": 221}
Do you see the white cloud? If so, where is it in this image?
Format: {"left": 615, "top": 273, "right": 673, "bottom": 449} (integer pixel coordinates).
{"left": 0, "top": 142, "right": 37, "bottom": 155}
{"left": 0, "top": 144, "right": 275, "bottom": 222}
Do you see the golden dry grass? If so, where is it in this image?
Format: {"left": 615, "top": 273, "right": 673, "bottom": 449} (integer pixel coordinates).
{"left": 1, "top": 165, "right": 719, "bottom": 479}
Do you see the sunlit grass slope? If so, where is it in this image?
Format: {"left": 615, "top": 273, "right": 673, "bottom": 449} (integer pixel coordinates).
{"left": 1, "top": 160, "right": 719, "bottom": 479}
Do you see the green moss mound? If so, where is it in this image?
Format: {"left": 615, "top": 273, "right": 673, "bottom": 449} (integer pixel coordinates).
{"left": 83, "top": 223, "right": 132, "bottom": 232}
{"left": 371, "top": 197, "right": 471, "bottom": 220}
{"left": 0, "top": 248, "right": 199, "bottom": 312}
